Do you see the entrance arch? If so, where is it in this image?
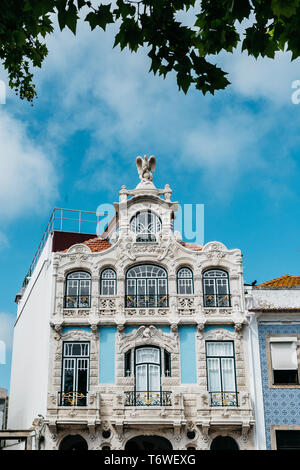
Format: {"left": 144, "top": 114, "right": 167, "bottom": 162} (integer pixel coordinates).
{"left": 125, "top": 435, "right": 173, "bottom": 451}
{"left": 59, "top": 434, "right": 88, "bottom": 451}
{"left": 210, "top": 436, "right": 239, "bottom": 450}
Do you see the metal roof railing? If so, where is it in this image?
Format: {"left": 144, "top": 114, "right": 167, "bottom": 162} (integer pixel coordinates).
{"left": 21, "top": 208, "right": 105, "bottom": 289}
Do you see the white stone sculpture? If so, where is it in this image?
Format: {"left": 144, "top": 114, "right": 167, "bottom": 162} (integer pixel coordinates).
{"left": 136, "top": 155, "right": 156, "bottom": 184}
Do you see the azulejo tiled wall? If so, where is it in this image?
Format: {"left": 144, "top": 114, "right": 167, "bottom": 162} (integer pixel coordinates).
{"left": 258, "top": 324, "right": 300, "bottom": 449}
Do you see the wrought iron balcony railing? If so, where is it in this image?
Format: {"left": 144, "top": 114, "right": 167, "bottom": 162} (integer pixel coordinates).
{"left": 209, "top": 391, "right": 238, "bottom": 407}
{"left": 125, "top": 294, "right": 169, "bottom": 308}
{"left": 124, "top": 391, "right": 172, "bottom": 406}
{"left": 59, "top": 391, "right": 88, "bottom": 406}
{"left": 203, "top": 294, "right": 231, "bottom": 308}
{"left": 64, "top": 295, "right": 91, "bottom": 308}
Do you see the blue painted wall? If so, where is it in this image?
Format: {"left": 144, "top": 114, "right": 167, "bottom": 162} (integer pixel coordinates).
{"left": 258, "top": 324, "right": 300, "bottom": 449}
{"left": 178, "top": 325, "right": 197, "bottom": 384}
{"left": 99, "top": 326, "right": 116, "bottom": 383}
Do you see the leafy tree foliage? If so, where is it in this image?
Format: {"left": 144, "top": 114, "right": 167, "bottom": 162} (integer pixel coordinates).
{"left": 1, "top": 0, "right": 300, "bottom": 101}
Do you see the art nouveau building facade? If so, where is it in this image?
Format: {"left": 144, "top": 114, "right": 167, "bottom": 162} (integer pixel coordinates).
{"left": 7, "top": 158, "right": 255, "bottom": 450}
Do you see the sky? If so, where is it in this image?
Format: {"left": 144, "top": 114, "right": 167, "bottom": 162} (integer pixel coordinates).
{"left": 0, "top": 6, "right": 300, "bottom": 391}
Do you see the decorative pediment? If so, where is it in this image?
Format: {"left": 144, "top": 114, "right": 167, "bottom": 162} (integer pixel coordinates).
{"left": 200, "top": 241, "right": 242, "bottom": 266}
{"left": 202, "top": 241, "right": 227, "bottom": 254}
{"left": 119, "top": 325, "right": 177, "bottom": 353}
{"left": 66, "top": 243, "right": 92, "bottom": 255}
{"left": 60, "top": 328, "right": 93, "bottom": 342}
{"left": 204, "top": 328, "right": 235, "bottom": 342}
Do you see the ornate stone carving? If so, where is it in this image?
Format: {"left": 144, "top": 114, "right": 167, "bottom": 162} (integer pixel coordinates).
{"left": 197, "top": 323, "right": 205, "bottom": 339}
{"left": 99, "top": 297, "right": 117, "bottom": 315}
{"left": 203, "top": 308, "right": 232, "bottom": 316}
{"left": 125, "top": 308, "right": 168, "bottom": 316}
{"left": 66, "top": 244, "right": 91, "bottom": 255}
{"left": 201, "top": 392, "right": 209, "bottom": 407}
{"left": 136, "top": 155, "right": 156, "bottom": 184}
{"left": 177, "top": 296, "right": 195, "bottom": 315}
{"left": 51, "top": 323, "right": 63, "bottom": 340}
{"left": 63, "top": 309, "right": 90, "bottom": 318}
{"left": 234, "top": 323, "right": 243, "bottom": 339}
{"left": 119, "top": 325, "right": 178, "bottom": 353}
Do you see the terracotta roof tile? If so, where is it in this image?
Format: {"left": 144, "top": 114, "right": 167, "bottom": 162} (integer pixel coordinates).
{"left": 257, "top": 274, "right": 300, "bottom": 287}
{"left": 179, "top": 241, "right": 203, "bottom": 251}
{"left": 62, "top": 236, "right": 111, "bottom": 253}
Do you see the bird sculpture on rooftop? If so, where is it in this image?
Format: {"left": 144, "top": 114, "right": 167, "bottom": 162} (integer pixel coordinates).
{"left": 136, "top": 155, "right": 156, "bottom": 183}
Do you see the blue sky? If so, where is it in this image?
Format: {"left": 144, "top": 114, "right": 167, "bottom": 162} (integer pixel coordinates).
{"left": 0, "top": 9, "right": 300, "bottom": 391}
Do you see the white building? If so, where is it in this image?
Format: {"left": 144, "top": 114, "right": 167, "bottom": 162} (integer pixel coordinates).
{"left": 6, "top": 156, "right": 255, "bottom": 450}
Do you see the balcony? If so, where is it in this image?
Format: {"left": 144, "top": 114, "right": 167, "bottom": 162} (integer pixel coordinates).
{"left": 124, "top": 391, "right": 172, "bottom": 406}
{"left": 125, "top": 294, "right": 169, "bottom": 309}
{"left": 209, "top": 391, "right": 238, "bottom": 407}
{"left": 203, "top": 294, "right": 231, "bottom": 308}
{"left": 64, "top": 295, "right": 91, "bottom": 308}
{"left": 58, "top": 391, "right": 88, "bottom": 406}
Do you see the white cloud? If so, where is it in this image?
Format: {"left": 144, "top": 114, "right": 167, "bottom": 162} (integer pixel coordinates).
{"left": 24, "top": 16, "right": 300, "bottom": 201}
{"left": 0, "top": 110, "right": 58, "bottom": 219}
{"left": 221, "top": 49, "right": 299, "bottom": 105}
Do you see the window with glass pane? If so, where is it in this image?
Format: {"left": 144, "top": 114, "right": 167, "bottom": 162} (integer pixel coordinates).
{"left": 124, "top": 350, "right": 132, "bottom": 377}
{"left": 61, "top": 342, "right": 90, "bottom": 406}
{"left": 100, "top": 268, "right": 116, "bottom": 295}
{"left": 135, "top": 347, "right": 161, "bottom": 405}
{"left": 206, "top": 341, "right": 237, "bottom": 406}
{"left": 270, "top": 338, "right": 299, "bottom": 385}
{"left": 177, "top": 267, "right": 194, "bottom": 294}
{"left": 164, "top": 350, "right": 171, "bottom": 377}
{"left": 130, "top": 211, "right": 162, "bottom": 242}
{"left": 126, "top": 264, "right": 168, "bottom": 308}
{"left": 203, "top": 270, "right": 230, "bottom": 307}
{"left": 65, "top": 271, "right": 91, "bottom": 308}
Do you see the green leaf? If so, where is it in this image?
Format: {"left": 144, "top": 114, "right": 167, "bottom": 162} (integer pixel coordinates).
{"left": 65, "top": 3, "right": 78, "bottom": 34}
{"left": 271, "top": 0, "right": 300, "bottom": 18}
{"left": 85, "top": 4, "right": 114, "bottom": 31}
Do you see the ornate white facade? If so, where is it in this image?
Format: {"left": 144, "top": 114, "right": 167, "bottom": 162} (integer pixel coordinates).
{"left": 7, "top": 157, "right": 255, "bottom": 450}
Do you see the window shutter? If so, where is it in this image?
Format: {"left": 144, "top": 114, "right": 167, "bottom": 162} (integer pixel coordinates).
{"left": 270, "top": 338, "right": 298, "bottom": 370}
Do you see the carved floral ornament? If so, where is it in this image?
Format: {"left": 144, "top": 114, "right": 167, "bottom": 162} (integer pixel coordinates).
{"left": 54, "top": 236, "right": 242, "bottom": 283}
{"left": 50, "top": 323, "right": 97, "bottom": 343}
{"left": 203, "top": 327, "right": 242, "bottom": 344}
{"left": 118, "top": 325, "right": 178, "bottom": 353}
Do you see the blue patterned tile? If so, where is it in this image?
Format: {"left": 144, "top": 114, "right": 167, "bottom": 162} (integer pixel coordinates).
{"left": 258, "top": 324, "right": 300, "bottom": 449}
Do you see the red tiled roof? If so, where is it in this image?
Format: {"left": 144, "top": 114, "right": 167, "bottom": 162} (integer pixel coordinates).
{"left": 179, "top": 241, "right": 203, "bottom": 251}
{"left": 83, "top": 237, "right": 112, "bottom": 252}
{"left": 257, "top": 274, "right": 300, "bottom": 287}
{"left": 62, "top": 236, "right": 111, "bottom": 253}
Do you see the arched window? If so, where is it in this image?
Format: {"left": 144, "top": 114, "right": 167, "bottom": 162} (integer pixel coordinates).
{"left": 65, "top": 271, "right": 91, "bottom": 308}
{"left": 210, "top": 436, "right": 239, "bottom": 450}
{"left": 100, "top": 268, "right": 116, "bottom": 295}
{"left": 125, "top": 264, "right": 168, "bottom": 308}
{"left": 130, "top": 210, "right": 162, "bottom": 242}
{"left": 177, "top": 267, "right": 194, "bottom": 294}
{"left": 203, "top": 269, "right": 230, "bottom": 307}
{"left": 59, "top": 434, "right": 88, "bottom": 450}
